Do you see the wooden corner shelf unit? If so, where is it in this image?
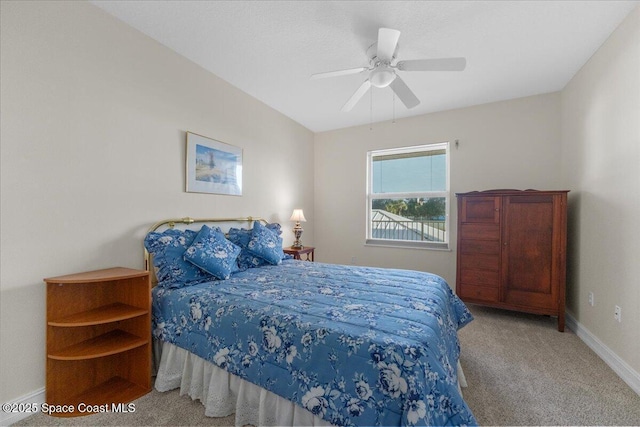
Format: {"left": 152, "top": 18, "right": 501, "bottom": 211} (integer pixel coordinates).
{"left": 44, "top": 267, "right": 151, "bottom": 417}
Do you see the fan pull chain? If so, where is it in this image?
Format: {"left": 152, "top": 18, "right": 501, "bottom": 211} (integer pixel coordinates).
{"left": 392, "top": 91, "right": 396, "bottom": 124}
{"left": 369, "top": 88, "right": 373, "bottom": 131}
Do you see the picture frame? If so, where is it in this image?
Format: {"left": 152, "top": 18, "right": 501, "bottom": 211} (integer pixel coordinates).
{"left": 186, "top": 132, "right": 243, "bottom": 196}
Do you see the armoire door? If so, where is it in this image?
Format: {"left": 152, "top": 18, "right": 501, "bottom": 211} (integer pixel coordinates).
{"left": 501, "top": 194, "right": 559, "bottom": 310}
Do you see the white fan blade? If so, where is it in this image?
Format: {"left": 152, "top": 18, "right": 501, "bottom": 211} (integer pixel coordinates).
{"left": 311, "top": 67, "right": 368, "bottom": 80}
{"left": 341, "top": 79, "right": 371, "bottom": 112}
{"left": 389, "top": 76, "right": 420, "bottom": 109}
{"left": 396, "top": 57, "right": 466, "bottom": 72}
{"left": 377, "top": 28, "right": 401, "bottom": 62}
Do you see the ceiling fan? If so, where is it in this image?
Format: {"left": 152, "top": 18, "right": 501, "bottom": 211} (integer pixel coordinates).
{"left": 311, "top": 28, "right": 466, "bottom": 112}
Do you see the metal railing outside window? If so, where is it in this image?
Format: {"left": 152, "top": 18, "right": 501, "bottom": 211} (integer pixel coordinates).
{"left": 371, "top": 218, "right": 446, "bottom": 242}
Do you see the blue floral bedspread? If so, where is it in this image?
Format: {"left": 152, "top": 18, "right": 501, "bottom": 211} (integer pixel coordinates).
{"left": 152, "top": 260, "right": 477, "bottom": 426}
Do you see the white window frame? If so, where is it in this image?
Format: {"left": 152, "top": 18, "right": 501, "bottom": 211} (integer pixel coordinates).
{"left": 366, "top": 142, "right": 450, "bottom": 250}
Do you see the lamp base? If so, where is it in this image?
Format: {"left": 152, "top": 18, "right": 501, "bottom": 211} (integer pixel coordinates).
{"left": 292, "top": 224, "right": 303, "bottom": 249}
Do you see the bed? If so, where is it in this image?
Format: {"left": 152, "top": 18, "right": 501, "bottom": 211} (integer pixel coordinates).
{"left": 145, "top": 217, "right": 477, "bottom": 426}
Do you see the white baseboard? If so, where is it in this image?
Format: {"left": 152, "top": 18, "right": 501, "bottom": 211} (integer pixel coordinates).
{"left": 566, "top": 313, "right": 640, "bottom": 396}
{"left": 0, "top": 387, "right": 45, "bottom": 426}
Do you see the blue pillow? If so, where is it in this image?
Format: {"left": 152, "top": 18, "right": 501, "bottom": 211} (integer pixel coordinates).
{"left": 228, "top": 223, "right": 284, "bottom": 270}
{"left": 264, "top": 222, "right": 282, "bottom": 236}
{"left": 228, "top": 228, "right": 267, "bottom": 270}
{"left": 144, "top": 229, "right": 215, "bottom": 288}
{"left": 183, "top": 225, "right": 241, "bottom": 280}
{"left": 247, "top": 221, "right": 285, "bottom": 265}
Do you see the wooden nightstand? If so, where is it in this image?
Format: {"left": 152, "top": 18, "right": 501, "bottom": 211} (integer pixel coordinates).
{"left": 283, "top": 246, "right": 315, "bottom": 261}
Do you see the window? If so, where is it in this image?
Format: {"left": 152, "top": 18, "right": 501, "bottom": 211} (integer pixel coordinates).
{"left": 366, "top": 142, "right": 450, "bottom": 249}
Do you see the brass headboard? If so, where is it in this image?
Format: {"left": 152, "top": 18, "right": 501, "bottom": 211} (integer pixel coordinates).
{"left": 144, "top": 216, "right": 267, "bottom": 286}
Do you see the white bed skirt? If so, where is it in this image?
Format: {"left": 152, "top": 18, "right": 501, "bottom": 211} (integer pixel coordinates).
{"left": 154, "top": 340, "right": 332, "bottom": 426}
{"left": 154, "top": 340, "right": 467, "bottom": 426}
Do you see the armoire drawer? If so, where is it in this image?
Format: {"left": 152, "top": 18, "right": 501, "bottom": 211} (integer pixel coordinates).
{"left": 459, "top": 224, "right": 500, "bottom": 240}
{"left": 458, "top": 284, "right": 499, "bottom": 303}
{"left": 458, "top": 269, "right": 500, "bottom": 287}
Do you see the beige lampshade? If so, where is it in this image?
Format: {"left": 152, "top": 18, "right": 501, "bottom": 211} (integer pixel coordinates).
{"left": 290, "top": 209, "right": 306, "bottom": 222}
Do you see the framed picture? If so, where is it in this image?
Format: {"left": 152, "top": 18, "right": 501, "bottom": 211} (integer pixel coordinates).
{"left": 186, "top": 132, "right": 243, "bottom": 195}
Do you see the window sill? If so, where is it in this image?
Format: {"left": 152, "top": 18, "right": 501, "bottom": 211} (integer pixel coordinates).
{"left": 365, "top": 239, "right": 451, "bottom": 251}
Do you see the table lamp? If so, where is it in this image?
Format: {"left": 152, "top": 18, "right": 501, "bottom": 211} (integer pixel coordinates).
{"left": 290, "top": 209, "right": 306, "bottom": 249}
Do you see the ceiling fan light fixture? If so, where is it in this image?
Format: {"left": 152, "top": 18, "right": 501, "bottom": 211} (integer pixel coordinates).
{"left": 370, "top": 66, "right": 396, "bottom": 88}
{"left": 311, "top": 27, "right": 466, "bottom": 112}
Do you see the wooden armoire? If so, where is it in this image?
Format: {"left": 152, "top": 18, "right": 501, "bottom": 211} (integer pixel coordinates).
{"left": 455, "top": 189, "right": 569, "bottom": 331}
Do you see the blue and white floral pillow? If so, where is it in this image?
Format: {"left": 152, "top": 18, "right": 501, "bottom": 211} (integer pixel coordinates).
{"left": 183, "top": 225, "right": 241, "bottom": 280}
{"left": 144, "top": 228, "right": 215, "bottom": 288}
{"left": 228, "top": 223, "right": 286, "bottom": 270}
{"left": 247, "top": 221, "right": 285, "bottom": 265}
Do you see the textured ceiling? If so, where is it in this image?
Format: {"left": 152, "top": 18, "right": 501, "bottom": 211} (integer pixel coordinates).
{"left": 91, "top": 1, "right": 638, "bottom": 132}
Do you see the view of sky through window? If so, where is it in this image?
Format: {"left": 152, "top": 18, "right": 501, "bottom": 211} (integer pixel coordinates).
{"left": 372, "top": 151, "right": 446, "bottom": 193}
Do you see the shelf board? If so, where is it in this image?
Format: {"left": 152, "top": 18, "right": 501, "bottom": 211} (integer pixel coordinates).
{"left": 44, "top": 267, "right": 149, "bottom": 284}
{"left": 48, "top": 330, "right": 148, "bottom": 360}
{"left": 48, "top": 303, "right": 148, "bottom": 327}
{"left": 49, "top": 376, "right": 150, "bottom": 418}
{"left": 77, "top": 376, "right": 149, "bottom": 405}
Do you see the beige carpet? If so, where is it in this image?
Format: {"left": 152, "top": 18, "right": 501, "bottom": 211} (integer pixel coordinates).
{"left": 13, "top": 305, "right": 640, "bottom": 426}
{"left": 12, "top": 387, "right": 234, "bottom": 426}
{"left": 459, "top": 305, "right": 640, "bottom": 426}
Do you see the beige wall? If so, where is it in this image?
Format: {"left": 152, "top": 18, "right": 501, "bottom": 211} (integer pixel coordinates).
{"left": 314, "top": 93, "right": 562, "bottom": 282}
{"left": 561, "top": 6, "right": 639, "bottom": 375}
{"left": 0, "top": 1, "right": 314, "bottom": 402}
